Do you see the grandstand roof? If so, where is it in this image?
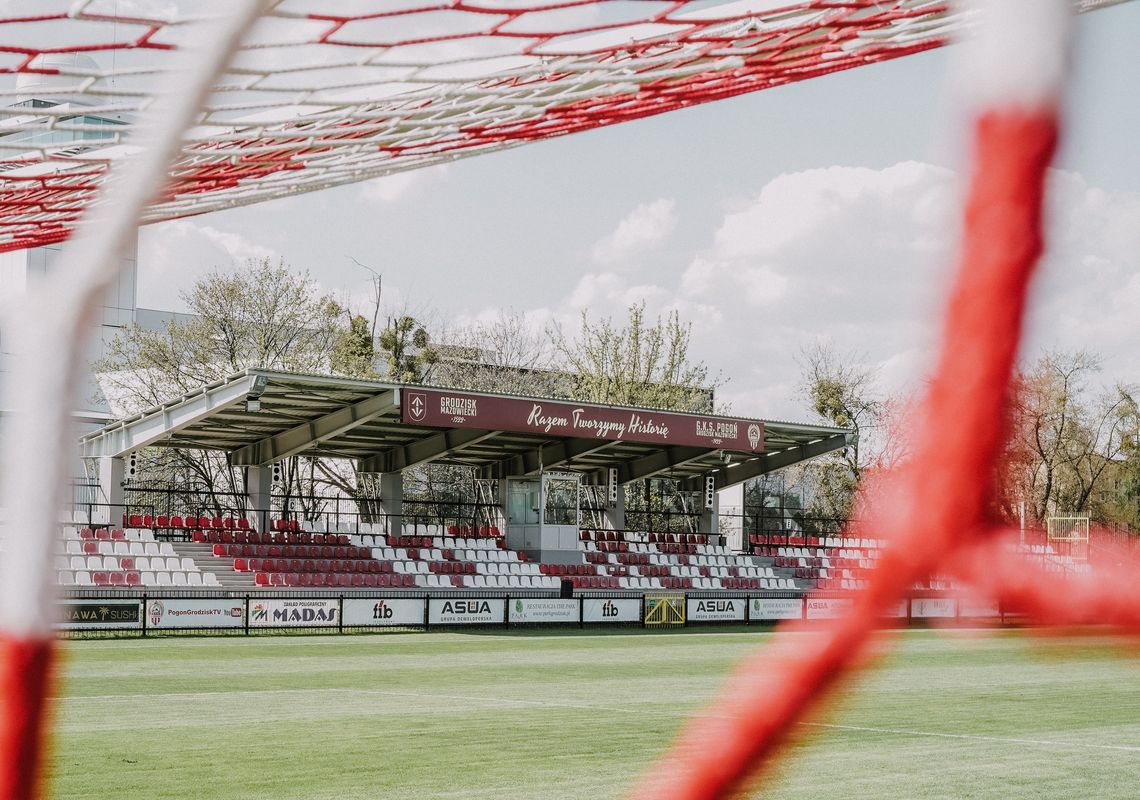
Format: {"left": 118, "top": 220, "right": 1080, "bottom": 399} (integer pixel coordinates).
{"left": 78, "top": 370, "right": 851, "bottom": 490}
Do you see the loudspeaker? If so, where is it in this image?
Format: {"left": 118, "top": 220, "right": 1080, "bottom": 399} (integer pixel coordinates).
{"left": 271, "top": 463, "right": 283, "bottom": 485}
{"left": 607, "top": 468, "right": 618, "bottom": 506}
{"left": 704, "top": 476, "right": 716, "bottom": 510}
{"left": 127, "top": 452, "right": 138, "bottom": 481}
{"left": 560, "top": 578, "right": 574, "bottom": 599}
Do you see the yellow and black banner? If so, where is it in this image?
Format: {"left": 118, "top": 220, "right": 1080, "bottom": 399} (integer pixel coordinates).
{"left": 644, "top": 595, "right": 686, "bottom": 626}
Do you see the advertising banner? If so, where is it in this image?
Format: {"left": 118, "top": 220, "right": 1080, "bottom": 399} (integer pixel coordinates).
{"left": 146, "top": 598, "right": 244, "bottom": 629}
{"left": 882, "top": 600, "right": 909, "bottom": 619}
{"left": 57, "top": 600, "right": 142, "bottom": 630}
{"left": 805, "top": 597, "right": 853, "bottom": 620}
{"left": 428, "top": 598, "right": 504, "bottom": 625}
{"left": 958, "top": 599, "right": 1001, "bottom": 618}
{"left": 402, "top": 388, "right": 764, "bottom": 453}
{"left": 688, "top": 597, "right": 746, "bottom": 622}
{"left": 911, "top": 598, "right": 957, "bottom": 619}
{"left": 508, "top": 598, "right": 578, "bottom": 624}
{"left": 582, "top": 597, "right": 641, "bottom": 623}
{"left": 342, "top": 598, "right": 426, "bottom": 627}
{"left": 749, "top": 598, "right": 803, "bottom": 621}
{"left": 248, "top": 598, "right": 338, "bottom": 628}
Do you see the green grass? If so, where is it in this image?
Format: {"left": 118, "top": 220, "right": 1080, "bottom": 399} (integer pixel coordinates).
{"left": 49, "top": 627, "right": 1140, "bottom": 799}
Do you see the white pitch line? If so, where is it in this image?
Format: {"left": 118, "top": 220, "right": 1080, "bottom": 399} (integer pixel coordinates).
{"left": 801, "top": 722, "right": 1140, "bottom": 753}
{"left": 351, "top": 688, "right": 646, "bottom": 715}
{"left": 56, "top": 687, "right": 1140, "bottom": 754}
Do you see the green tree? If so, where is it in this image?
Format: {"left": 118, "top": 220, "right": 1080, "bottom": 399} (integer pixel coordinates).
{"left": 791, "top": 343, "right": 886, "bottom": 522}
{"left": 378, "top": 315, "right": 439, "bottom": 383}
{"left": 330, "top": 313, "right": 377, "bottom": 379}
{"left": 94, "top": 259, "right": 352, "bottom": 516}
{"left": 1004, "top": 351, "right": 1138, "bottom": 524}
{"left": 551, "top": 302, "right": 719, "bottom": 412}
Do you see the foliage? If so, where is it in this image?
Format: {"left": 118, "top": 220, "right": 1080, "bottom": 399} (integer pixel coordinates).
{"left": 786, "top": 344, "right": 888, "bottom": 521}
{"left": 550, "top": 302, "right": 719, "bottom": 412}
{"left": 378, "top": 315, "right": 438, "bottom": 383}
{"left": 94, "top": 259, "right": 360, "bottom": 513}
{"left": 330, "top": 313, "right": 378, "bottom": 379}
{"left": 1001, "top": 351, "right": 1138, "bottom": 525}
{"left": 432, "top": 309, "right": 569, "bottom": 397}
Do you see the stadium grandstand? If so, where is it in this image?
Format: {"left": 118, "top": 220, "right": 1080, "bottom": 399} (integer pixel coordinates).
{"left": 69, "top": 369, "right": 855, "bottom": 595}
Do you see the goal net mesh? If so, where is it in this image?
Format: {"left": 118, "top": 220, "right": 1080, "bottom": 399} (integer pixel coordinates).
{"left": 0, "top": 0, "right": 967, "bottom": 253}
{"left": 1, "top": 3, "right": 1137, "bottom": 800}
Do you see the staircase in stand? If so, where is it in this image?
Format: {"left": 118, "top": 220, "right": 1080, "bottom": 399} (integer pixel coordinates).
{"left": 173, "top": 542, "right": 257, "bottom": 588}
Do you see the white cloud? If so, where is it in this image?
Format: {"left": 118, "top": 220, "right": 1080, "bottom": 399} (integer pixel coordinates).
{"left": 359, "top": 164, "right": 449, "bottom": 203}
{"left": 137, "top": 220, "right": 279, "bottom": 311}
{"left": 591, "top": 197, "right": 678, "bottom": 266}
{"left": 444, "top": 163, "right": 1140, "bottom": 422}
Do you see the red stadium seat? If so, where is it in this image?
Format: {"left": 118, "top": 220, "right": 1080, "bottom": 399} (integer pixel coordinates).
{"left": 92, "top": 572, "right": 109, "bottom": 586}
{"left": 125, "top": 571, "right": 141, "bottom": 587}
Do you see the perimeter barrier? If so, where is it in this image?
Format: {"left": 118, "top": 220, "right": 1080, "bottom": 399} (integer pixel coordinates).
{"left": 55, "top": 591, "right": 1011, "bottom": 636}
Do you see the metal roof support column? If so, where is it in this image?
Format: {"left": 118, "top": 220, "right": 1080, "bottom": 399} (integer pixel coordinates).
{"left": 604, "top": 484, "right": 625, "bottom": 533}
{"left": 379, "top": 472, "right": 403, "bottom": 538}
{"left": 245, "top": 465, "right": 271, "bottom": 534}
{"left": 700, "top": 488, "right": 720, "bottom": 539}
{"left": 98, "top": 456, "right": 124, "bottom": 527}
{"left": 718, "top": 484, "right": 745, "bottom": 552}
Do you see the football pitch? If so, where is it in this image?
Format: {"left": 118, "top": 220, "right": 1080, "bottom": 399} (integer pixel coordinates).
{"left": 50, "top": 627, "right": 1140, "bottom": 799}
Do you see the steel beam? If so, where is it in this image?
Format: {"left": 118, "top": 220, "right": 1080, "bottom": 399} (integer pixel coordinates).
{"left": 615, "top": 445, "right": 717, "bottom": 485}
{"left": 680, "top": 433, "right": 849, "bottom": 492}
{"left": 358, "top": 427, "right": 499, "bottom": 473}
{"left": 78, "top": 374, "right": 259, "bottom": 459}
{"left": 228, "top": 389, "right": 398, "bottom": 466}
{"left": 479, "top": 437, "right": 616, "bottom": 480}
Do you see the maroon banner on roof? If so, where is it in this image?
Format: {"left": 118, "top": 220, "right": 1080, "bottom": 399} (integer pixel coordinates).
{"left": 401, "top": 388, "right": 764, "bottom": 453}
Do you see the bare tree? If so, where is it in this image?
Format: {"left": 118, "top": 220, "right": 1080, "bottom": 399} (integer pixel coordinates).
{"left": 1004, "top": 351, "right": 1139, "bottom": 523}
{"left": 432, "top": 309, "right": 566, "bottom": 396}
{"left": 550, "top": 302, "right": 720, "bottom": 412}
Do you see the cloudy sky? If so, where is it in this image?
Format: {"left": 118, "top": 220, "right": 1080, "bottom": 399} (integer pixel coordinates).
{"left": 136, "top": 2, "right": 1140, "bottom": 421}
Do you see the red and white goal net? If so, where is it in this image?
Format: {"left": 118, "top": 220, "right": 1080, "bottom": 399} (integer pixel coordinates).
{"left": 0, "top": 2, "right": 1136, "bottom": 800}
{"left": 0, "top": 0, "right": 976, "bottom": 254}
